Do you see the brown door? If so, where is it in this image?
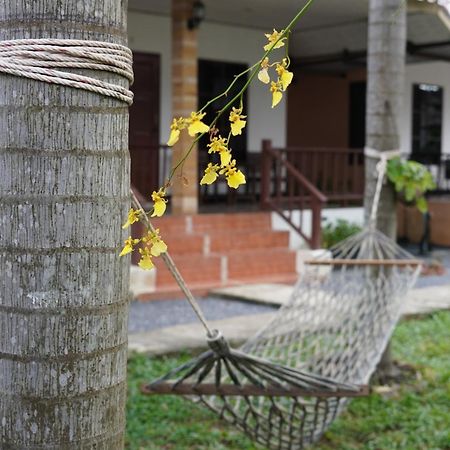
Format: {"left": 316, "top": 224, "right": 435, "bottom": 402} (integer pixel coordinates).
{"left": 129, "top": 52, "right": 160, "bottom": 196}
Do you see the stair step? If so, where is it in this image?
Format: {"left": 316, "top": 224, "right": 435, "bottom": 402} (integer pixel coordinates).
{"left": 209, "top": 229, "right": 289, "bottom": 253}
{"left": 154, "top": 248, "right": 296, "bottom": 289}
{"left": 155, "top": 254, "right": 222, "bottom": 287}
{"left": 148, "top": 216, "right": 187, "bottom": 234}
{"left": 191, "top": 212, "right": 272, "bottom": 232}
{"left": 163, "top": 234, "right": 205, "bottom": 255}
{"left": 129, "top": 212, "right": 299, "bottom": 300}
{"left": 227, "top": 248, "right": 296, "bottom": 281}
{"left": 161, "top": 229, "right": 289, "bottom": 255}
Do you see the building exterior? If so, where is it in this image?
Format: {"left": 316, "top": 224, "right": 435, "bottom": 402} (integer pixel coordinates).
{"left": 127, "top": 0, "right": 450, "bottom": 216}
{"left": 127, "top": 0, "right": 450, "bottom": 294}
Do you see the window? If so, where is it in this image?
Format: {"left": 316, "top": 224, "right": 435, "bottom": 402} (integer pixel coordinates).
{"left": 412, "top": 83, "right": 443, "bottom": 164}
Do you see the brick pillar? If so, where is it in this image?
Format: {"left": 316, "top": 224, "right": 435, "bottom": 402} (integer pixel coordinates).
{"left": 171, "top": 0, "right": 199, "bottom": 215}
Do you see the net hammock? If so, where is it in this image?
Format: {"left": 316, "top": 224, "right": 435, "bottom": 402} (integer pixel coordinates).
{"left": 136, "top": 149, "right": 421, "bottom": 450}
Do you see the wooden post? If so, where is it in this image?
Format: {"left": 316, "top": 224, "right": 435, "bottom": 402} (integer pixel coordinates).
{"left": 260, "top": 139, "right": 272, "bottom": 209}
{"left": 171, "top": 0, "right": 199, "bottom": 215}
{"left": 310, "top": 197, "right": 323, "bottom": 249}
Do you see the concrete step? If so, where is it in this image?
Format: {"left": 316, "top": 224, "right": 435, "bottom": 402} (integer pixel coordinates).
{"left": 152, "top": 248, "right": 296, "bottom": 291}
{"left": 209, "top": 229, "right": 289, "bottom": 253}
{"left": 160, "top": 229, "right": 289, "bottom": 255}
{"left": 130, "top": 212, "right": 297, "bottom": 299}
{"left": 155, "top": 254, "right": 223, "bottom": 288}
{"left": 191, "top": 212, "right": 272, "bottom": 232}
{"left": 227, "top": 248, "right": 296, "bottom": 281}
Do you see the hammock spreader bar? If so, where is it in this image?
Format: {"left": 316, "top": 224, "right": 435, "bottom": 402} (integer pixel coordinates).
{"left": 142, "top": 383, "right": 369, "bottom": 398}
{"left": 141, "top": 330, "right": 368, "bottom": 398}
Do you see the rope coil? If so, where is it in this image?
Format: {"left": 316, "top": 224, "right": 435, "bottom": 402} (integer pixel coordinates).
{"left": 0, "top": 39, "right": 134, "bottom": 104}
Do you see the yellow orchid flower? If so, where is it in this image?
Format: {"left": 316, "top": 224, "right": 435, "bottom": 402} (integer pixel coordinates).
{"left": 119, "top": 236, "right": 140, "bottom": 257}
{"left": 167, "top": 117, "right": 186, "bottom": 146}
{"left": 138, "top": 247, "right": 154, "bottom": 270}
{"left": 220, "top": 160, "right": 246, "bottom": 189}
{"left": 220, "top": 150, "right": 232, "bottom": 167}
{"left": 151, "top": 238, "right": 167, "bottom": 257}
{"left": 187, "top": 111, "right": 210, "bottom": 137}
{"left": 258, "top": 57, "right": 270, "bottom": 84}
{"left": 142, "top": 229, "right": 168, "bottom": 257}
{"left": 276, "top": 60, "right": 294, "bottom": 91}
{"left": 167, "top": 129, "right": 180, "bottom": 147}
{"left": 207, "top": 136, "right": 232, "bottom": 167}
{"left": 122, "top": 208, "right": 140, "bottom": 229}
{"left": 270, "top": 81, "right": 283, "bottom": 108}
{"left": 229, "top": 107, "right": 247, "bottom": 136}
{"left": 200, "top": 163, "right": 220, "bottom": 185}
{"left": 264, "top": 29, "right": 286, "bottom": 51}
{"left": 208, "top": 136, "right": 228, "bottom": 153}
{"left": 151, "top": 189, "right": 167, "bottom": 217}
{"left": 227, "top": 170, "right": 246, "bottom": 189}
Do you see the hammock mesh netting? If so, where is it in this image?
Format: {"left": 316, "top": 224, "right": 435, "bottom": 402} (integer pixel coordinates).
{"left": 145, "top": 226, "right": 420, "bottom": 450}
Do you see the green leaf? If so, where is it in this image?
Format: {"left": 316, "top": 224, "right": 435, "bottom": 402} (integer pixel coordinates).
{"left": 387, "top": 158, "right": 436, "bottom": 212}
{"left": 416, "top": 196, "right": 428, "bottom": 213}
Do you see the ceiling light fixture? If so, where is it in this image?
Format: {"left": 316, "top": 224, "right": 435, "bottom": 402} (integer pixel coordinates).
{"left": 188, "top": 1, "right": 206, "bottom": 30}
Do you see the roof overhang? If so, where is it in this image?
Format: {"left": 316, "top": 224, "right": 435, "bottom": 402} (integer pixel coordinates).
{"left": 128, "top": 0, "right": 450, "bottom": 68}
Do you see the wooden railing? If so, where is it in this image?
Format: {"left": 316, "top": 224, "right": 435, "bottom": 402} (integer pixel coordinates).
{"left": 261, "top": 140, "right": 328, "bottom": 249}
{"left": 282, "top": 146, "right": 365, "bottom": 205}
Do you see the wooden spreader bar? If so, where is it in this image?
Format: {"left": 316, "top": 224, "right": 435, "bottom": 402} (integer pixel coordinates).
{"left": 304, "top": 259, "right": 422, "bottom": 267}
{"left": 141, "top": 382, "right": 369, "bottom": 398}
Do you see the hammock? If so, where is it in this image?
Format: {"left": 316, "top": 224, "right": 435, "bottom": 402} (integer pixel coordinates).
{"left": 136, "top": 149, "right": 421, "bottom": 450}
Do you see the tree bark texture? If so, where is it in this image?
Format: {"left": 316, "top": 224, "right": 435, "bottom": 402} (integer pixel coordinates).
{"left": 365, "top": 0, "right": 406, "bottom": 237}
{"left": 0, "top": 1, "right": 130, "bottom": 448}
{"left": 365, "top": 0, "right": 406, "bottom": 375}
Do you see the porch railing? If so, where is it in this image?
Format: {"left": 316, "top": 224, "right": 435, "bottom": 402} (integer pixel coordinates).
{"left": 261, "top": 140, "right": 328, "bottom": 249}
{"left": 281, "top": 145, "right": 365, "bottom": 205}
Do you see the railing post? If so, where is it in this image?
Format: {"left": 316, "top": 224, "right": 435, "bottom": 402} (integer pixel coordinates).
{"left": 310, "top": 198, "right": 324, "bottom": 249}
{"left": 260, "top": 139, "right": 272, "bottom": 210}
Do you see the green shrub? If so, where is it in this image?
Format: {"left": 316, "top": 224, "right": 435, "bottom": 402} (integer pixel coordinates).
{"left": 322, "top": 219, "right": 362, "bottom": 249}
{"left": 387, "top": 157, "right": 436, "bottom": 213}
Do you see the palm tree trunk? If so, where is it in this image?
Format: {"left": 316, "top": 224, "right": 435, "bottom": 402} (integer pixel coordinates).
{"left": 365, "top": 0, "right": 406, "bottom": 377}
{"left": 0, "top": 1, "right": 130, "bottom": 448}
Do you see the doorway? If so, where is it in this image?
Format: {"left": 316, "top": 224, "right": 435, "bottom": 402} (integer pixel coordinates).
{"left": 349, "top": 81, "right": 366, "bottom": 149}
{"left": 198, "top": 59, "right": 248, "bottom": 204}
{"left": 129, "top": 52, "right": 160, "bottom": 196}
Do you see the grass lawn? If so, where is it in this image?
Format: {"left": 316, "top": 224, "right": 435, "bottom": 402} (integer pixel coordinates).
{"left": 126, "top": 311, "right": 450, "bottom": 450}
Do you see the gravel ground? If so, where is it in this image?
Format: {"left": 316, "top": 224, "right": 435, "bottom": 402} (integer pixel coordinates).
{"left": 128, "top": 297, "right": 275, "bottom": 334}
{"left": 129, "top": 245, "right": 450, "bottom": 334}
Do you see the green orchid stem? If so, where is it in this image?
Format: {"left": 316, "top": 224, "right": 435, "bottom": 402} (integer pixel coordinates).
{"left": 212, "top": 0, "right": 315, "bottom": 122}
{"left": 167, "top": 0, "right": 316, "bottom": 186}
{"left": 198, "top": 63, "right": 258, "bottom": 115}
{"left": 167, "top": 135, "right": 201, "bottom": 184}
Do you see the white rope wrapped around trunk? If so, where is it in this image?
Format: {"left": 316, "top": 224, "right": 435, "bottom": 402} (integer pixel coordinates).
{"left": 0, "top": 38, "right": 134, "bottom": 104}
{"left": 364, "top": 147, "right": 402, "bottom": 224}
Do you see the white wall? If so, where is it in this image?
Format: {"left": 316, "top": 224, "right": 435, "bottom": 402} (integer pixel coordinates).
{"left": 401, "top": 61, "right": 450, "bottom": 155}
{"left": 127, "top": 11, "right": 287, "bottom": 152}
{"left": 272, "top": 207, "right": 364, "bottom": 250}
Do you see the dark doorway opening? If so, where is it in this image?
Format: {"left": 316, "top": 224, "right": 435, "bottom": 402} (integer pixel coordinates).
{"left": 198, "top": 59, "right": 249, "bottom": 205}
{"left": 129, "top": 52, "right": 160, "bottom": 196}
{"left": 198, "top": 59, "right": 248, "bottom": 163}
{"left": 349, "top": 81, "right": 366, "bottom": 149}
